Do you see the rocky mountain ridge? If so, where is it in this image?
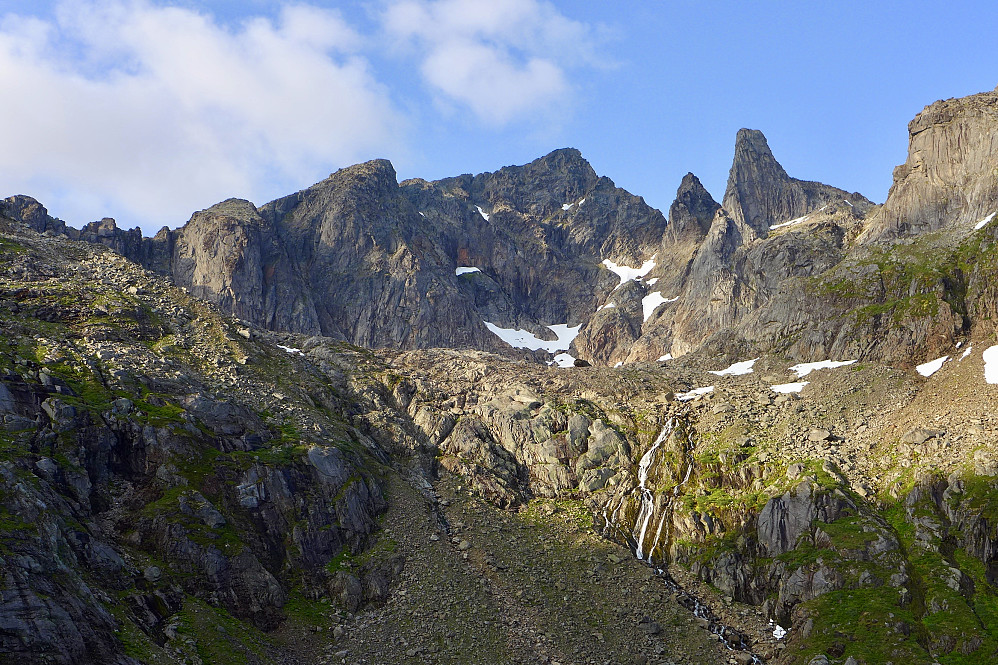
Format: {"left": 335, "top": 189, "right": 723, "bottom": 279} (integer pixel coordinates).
{"left": 11, "top": 88, "right": 997, "bottom": 372}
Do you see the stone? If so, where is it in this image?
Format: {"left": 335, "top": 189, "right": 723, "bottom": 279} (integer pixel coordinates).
{"left": 808, "top": 429, "right": 831, "bottom": 442}
{"left": 637, "top": 616, "right": 662, "bottom": 635}
{"left": 902, "top": 428, "right": 941, "bottom": 445}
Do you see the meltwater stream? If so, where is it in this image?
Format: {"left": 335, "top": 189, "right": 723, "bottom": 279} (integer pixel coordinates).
{"left": 633, "top": 419, "right": 672, "bottom": 560}
{"left": 604, "top": 420, "right": 766, "bottom": 664}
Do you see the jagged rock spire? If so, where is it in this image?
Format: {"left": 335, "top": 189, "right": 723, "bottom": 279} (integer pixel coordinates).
{"left": 667, "top": 172, "right": 720, "bottom": 242}
{"left": 722, "top": 128, "right": 869, "bottom": 236}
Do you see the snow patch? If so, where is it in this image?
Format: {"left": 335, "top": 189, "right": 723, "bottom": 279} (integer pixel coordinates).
{"left": 613, "top": 361, "right": 623, "bottom": 368}
{"left": 562, "top": 202, "right": 574, "bottom": 211}
{"left": 789, "top": 359, "right": 857, "bottom": 378}
{"left": 975, "top": 212, "right": 996, "bottom": 230}
{"left": 676, "top": 386, "right": 714, "bottom": 402}
{"left": 772, "top": 623, "right": 787, "bottom": 640}
{"left": 709, "top": 358, "right": 759, "bottom": 376}
{"left": 551, "top": 353, "right": 575, "bottom": 368}
{"left": 772, "top": 381, "right": 808, "bottom": 394}
{"left": 657, "top": 353, "right": 673, "bottom": 362}
{"left": 642, "top": 292, "right": 678, "bottom": 322}
{"left": 484, "top": 322, "right": 581, "bottom": 353}
{"left": 984, "top": 346, "right": 998, "bottom": 384}
{"left": 599, "top": 302, "right": 616, "bottom": 310}
{"left": 770, "top": 206, "right": 828, "bottom": 230}
{"left": 419, "top": 211, "right": 425, "bottom": 217}
{"left": 769, "top": 215, "right": 808, "bottom": 230}
{"left": 277, "top": 344, "right": 303, "bottom": 356}
{"left": 579, "top": 198, "right": 586, "bottom": 206}
{"left": 603, "top": 256, "right": 657, "bottom": 285}
{"left": 455, "top": 266, "right": 480, "bottom": 276}
{"left": 916, "top": 355, "right": 949, "bottom": 377}
{"left": 645, "top": 277, "right": 659, "bottom": 286}
{"left": 475, "top": 205, "right": 489, "bottom": 221}
{"left": 961, "top": 346, "right": 973, "bottom": 360}
{"left": 843, "top": 199, "right": 853, "bottom": 207}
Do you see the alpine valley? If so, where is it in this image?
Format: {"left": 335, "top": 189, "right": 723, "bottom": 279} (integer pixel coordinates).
{"left": 3, "top": 86, "right": 998, "bottom": 665}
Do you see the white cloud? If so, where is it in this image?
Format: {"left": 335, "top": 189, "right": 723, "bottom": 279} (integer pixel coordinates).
{"left": 382, "top": 0, "right": 598, "bottom": 126}
{"left": 0, "top": 1, "right": 404, "bottom": 231}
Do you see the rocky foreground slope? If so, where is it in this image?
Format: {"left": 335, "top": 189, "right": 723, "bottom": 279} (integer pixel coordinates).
{"left": 3, "top": 86, "right": 998, "bottom": 665}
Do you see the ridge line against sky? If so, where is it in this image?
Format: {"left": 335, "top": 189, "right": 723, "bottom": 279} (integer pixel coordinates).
{"left": 1, "top": 0, "right": 997, "bottom": 234}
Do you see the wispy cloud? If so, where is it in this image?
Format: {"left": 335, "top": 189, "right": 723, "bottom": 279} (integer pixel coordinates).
{"left": 0, "top": 1, "right": 404, "bottom": 230}
{"left": 381, "top": 0, "right": 600, "bottom": 126}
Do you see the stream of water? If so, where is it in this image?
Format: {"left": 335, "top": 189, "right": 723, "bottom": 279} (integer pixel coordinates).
{"left": 604, "top": 420, "right": 766, "bottom": 663}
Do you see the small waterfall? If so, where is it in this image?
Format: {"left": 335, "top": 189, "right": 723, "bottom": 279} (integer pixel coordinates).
{"left": 599, "top": 416, "right": 766, "bottom": 663}
{"left": 633, "top": 419, "right": 672, "bottom": 561}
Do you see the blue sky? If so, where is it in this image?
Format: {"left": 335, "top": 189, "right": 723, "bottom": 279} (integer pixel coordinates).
{"left": 2, "top": 0, "right": 997, "bottom": 233}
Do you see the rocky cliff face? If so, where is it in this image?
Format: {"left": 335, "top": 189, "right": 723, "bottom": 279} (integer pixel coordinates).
{"left": 0, "top": 225, "right": 403, "bottom": 664}
{"left": 863, "top": 87, "right": 998, "bottom": 241}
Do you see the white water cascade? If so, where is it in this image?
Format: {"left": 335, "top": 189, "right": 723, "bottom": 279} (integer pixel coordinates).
{"left": 633, "top": 419, "right": 673, "bottom": 561}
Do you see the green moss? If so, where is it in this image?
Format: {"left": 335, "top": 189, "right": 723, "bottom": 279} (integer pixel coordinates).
{"left": 324, "top": 544, "right": 352, "bottom": 575}
{"left": 141, "top": 488, "right": 246, "bottom": 556}
{"left": 791, "top": 588, "right": 929, "bottom": 665}
{"left": 282, "top": 591, "right": 333, "bottom": 628}
{"left": 174, "top": 597, "right": 274, "bottom": 665}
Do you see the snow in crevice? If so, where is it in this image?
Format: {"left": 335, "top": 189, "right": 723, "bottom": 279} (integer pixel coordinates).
{"left": 657, "top": 353, "right": 673, "bottom": 362}
{"left": 277, "top": 344, "right": 303, "bottom": 356}
{"left": 709, "top": 358, "right": 758, "bottom": 376}
{"left": 603, "top": 256, "right": 657, "bottom": 285}
{"left": 475, "top": 205, "right": 490, "bottom": 221}
{"left": 579, "top": 198, "right": 586, "bottom": 206}
{"left": 455, "top": 266, "right": 481, "bottom": 276}
{"left": 975, "top": 212, "right": 996, "bottom": 230}
{"left": 562, "top": 202, "right": 574, "bottom": 211}
{"left": 772, "top": 381, "right": 808, "bottom": 394}
{"left": 961, "top": 346, "right": 973, "bottom": 360}
{"left": 843, "top": 199, "right": 853, "bottom": 207}
{"left": 676, "top": 386, "right": 714, "bottom": 401}
{"left": 984, "top": 345, "right": 998, "bottom": 384}
{"left": 642, "top": 292, "right": 678, "bottom": 322}
{"left": 598, "top": 302, "right": 616, "bottom": 311}
{"left": 484, "top": 321, "right": 581, "bottom": 354}
{"left": 419, "top": 211, "right": 425, "bottom": 217}
{"left": 789, "top": 359, "right": 857, "bottom": 378}
{"left": 613, "top": 361, "right": 623, "bottom": 368}
{"left": 916, "top": 355, "right": 949, "bottom": 377}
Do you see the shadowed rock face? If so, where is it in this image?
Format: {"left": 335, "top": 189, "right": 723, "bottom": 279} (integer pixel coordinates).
{"left": 863, "top": 88, "right": 998, "bottom": 241}
{"left": 73, "top": 148, "right": 670, "bottom": 357}
{"left": 667, "top": 173, "right": 720, "bottom": 243}
{"left": 722, "top": 129, "right": 872, "bottom": 236}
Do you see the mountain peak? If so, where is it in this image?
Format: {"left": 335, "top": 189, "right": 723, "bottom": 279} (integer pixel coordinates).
{"left": 668, "top": 172, "right": 719, "bottom": 241}
{"left": 723, "top": 128, "right": 868, "bottom": 235}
